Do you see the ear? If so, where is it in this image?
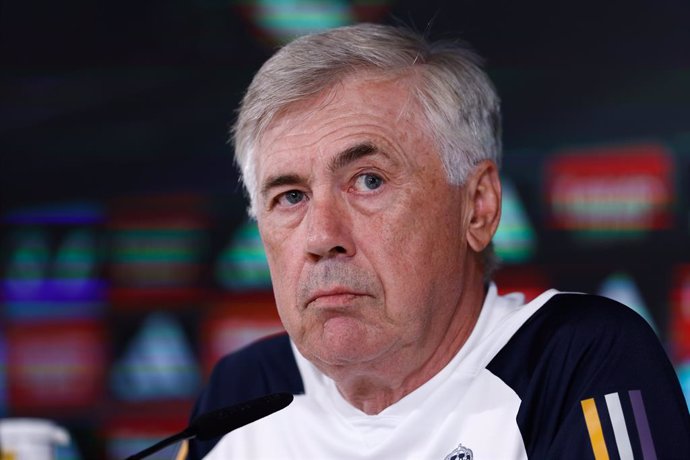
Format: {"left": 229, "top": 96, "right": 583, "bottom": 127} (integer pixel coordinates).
{"left": 465, "top": 160, "right": 502, "bottom": 253}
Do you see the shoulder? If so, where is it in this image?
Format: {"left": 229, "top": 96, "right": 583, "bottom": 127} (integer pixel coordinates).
{"left": 187, "top": 333, "right": 304, "bottom": 459}
{"left": 204, "top": 333, "right": 304, "bottom": 404}
{"left": 488, "top": 293, "right": 690, "bottom": 458}
{"left": 501, "top": 292, "right": 658, "bottom": 358}
{"left": 489, "top": 292, "right": 665, "bottom": 383}
{"left": 487, "top": 291, "right": 679, "bottom": 411}
{"left": 530, "top": 292, "right": 651, "bottom": 330}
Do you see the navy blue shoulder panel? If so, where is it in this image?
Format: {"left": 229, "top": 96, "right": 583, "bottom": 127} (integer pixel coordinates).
{"left": 187, "top": 332, "right": 303, "bottom": 459}
{"left": 487, "top": 293, "right": 690, "bottom": 459}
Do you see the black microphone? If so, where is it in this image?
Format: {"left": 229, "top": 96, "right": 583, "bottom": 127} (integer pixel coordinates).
{"left": 125, "top": 392, "right": 294, "bottom": 460}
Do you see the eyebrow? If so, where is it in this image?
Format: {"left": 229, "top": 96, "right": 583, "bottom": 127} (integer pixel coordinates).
{"left": 261, "top": 173, "right": 303, "bottom": 199}
{"left": 328, "top": 142, "right": 379, "bottom": 173}
{"left": 260, "top": 142, "right": 381, "bottom": 199}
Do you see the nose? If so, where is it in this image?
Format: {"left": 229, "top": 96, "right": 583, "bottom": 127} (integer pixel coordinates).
{"left": 305, "top": 194, "right": 355, "bottom": 261}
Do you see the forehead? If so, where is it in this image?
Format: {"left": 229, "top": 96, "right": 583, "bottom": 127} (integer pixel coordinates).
{"left": 255, "top": 73, "right": 432, "bottom": 171}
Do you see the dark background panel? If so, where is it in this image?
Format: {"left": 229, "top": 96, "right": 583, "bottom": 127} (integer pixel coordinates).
{"left": 1, "top": 1, "right": 689, "bottom": 458}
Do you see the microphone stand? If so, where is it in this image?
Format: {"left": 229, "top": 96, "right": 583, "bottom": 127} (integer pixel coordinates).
{"left": 123, "top": 392, "right": 293, "bottom": 460}
{"left": 125, "top": 427, "right": 193, "bottom": 460}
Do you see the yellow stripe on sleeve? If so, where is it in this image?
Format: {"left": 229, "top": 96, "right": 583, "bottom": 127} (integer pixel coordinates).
{"left": 581, "top": 398, "right": 610, "bottom": 460}
{"left": 175, "top": 440, "right": 189, "bottom": 460}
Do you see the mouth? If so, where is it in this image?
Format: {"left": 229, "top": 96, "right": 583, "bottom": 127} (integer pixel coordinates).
{"left": 306, "top": 289, "right": 368, "bottom": 309}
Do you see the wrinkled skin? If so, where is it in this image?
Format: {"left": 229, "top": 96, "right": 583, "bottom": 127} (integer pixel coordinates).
{"left": 254, "top": 72, "right": 501, "bottom": 414}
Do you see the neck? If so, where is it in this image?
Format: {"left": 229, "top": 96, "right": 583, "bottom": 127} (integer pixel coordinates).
{"left": 330, "top": 278, "right": 487, "bottom": 415}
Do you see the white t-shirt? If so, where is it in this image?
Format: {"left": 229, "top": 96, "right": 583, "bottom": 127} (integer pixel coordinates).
{"left": 204, "top": 285, "right": 558, "bottom": 459}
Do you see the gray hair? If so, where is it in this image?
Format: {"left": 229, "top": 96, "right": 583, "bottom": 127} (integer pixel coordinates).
{"left": 233, "top": 22, "right": 501, "bottom": 216}
{"left": 232, "top": 23, "right": 502, "bottom": 273}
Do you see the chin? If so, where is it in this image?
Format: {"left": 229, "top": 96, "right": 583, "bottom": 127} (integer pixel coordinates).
{"left": 311, "top": 338, "right": 390, "bottom": 372}
{"left": 296, "top": 317, "right": 392, "bottom": 366}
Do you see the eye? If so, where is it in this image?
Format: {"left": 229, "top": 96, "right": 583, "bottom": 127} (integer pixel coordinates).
{"left": 353, "top": 173, "right": 384, "bottom": 192}
{"left": 277, "top": 190, "right": 305, "bottom": 207}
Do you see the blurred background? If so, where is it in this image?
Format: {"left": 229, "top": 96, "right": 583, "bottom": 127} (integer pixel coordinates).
{"left": 1, "top": 0, "right": 689, "bottom": 458}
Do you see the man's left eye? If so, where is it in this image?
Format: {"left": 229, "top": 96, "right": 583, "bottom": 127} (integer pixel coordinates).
{"left": 354, "top": 173, "right": 384, "bottom": 191}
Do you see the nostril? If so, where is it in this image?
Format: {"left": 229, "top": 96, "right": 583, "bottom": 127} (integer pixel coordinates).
{"left": 332, "top": 246, "right": 347, "bottom": 254}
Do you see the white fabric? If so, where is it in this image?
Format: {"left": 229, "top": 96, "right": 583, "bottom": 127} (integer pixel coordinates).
{"left": 204, "top": 285, "right": 559, "bottom": 460}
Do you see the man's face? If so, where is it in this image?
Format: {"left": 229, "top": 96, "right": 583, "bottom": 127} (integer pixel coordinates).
{"left": 254, "top": 74, "right": 474, "bottom": 376}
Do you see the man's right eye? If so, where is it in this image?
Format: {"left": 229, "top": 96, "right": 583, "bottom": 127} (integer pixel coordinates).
{"left": 278, "top": 190, "right": 305, "bottom": 206}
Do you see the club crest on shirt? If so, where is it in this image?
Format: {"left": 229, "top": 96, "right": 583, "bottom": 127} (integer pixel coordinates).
{"left": 444, "top": 443, "right": 473, "bottom": 460}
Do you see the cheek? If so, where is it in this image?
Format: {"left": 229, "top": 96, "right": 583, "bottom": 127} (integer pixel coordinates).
{"left": 361, "top": 212, "right": 432, "bottom": 302}
{"left": 371, "top": 197, "right": 463, "bottom": 293}
{"left": 260, "top": 225, "right": 301, "bottom": 300}
{"left": 265, "top": 248, "right": 296, "bottom": 296}
{"left": 371, "top": 198, "right": 440, "bottom": 262}
{"left": 263, "top": 244, "right": 306, "bottom": 338}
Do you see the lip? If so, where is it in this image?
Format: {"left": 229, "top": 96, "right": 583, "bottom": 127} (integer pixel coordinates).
{"left": 306, "top": 289, "right": 367, "bottom": 308}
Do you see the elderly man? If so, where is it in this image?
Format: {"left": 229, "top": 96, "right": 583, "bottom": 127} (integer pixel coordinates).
{"left": 187, "top": 23, "right": 690, "bottom": 459}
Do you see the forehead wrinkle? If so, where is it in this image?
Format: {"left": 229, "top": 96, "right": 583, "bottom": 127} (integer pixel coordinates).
{"left": 393, "top": 86, "right": 417, "bottom": 124}
{"left": 257, "top": 75, "right": 418, "bottom": 203}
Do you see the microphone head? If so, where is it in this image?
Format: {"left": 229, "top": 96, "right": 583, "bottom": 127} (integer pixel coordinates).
{"left": 191, "top": 392, "right": 294, "bottom": 441}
